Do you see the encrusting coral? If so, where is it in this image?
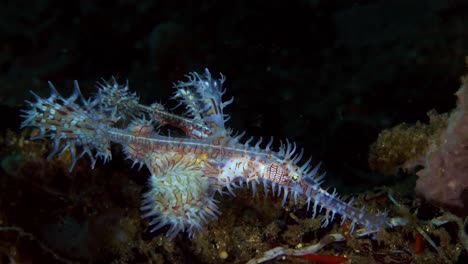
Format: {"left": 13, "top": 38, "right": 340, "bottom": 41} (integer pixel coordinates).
{"left": 370, "top": 59, "right": 468, "bottom": 214}
{"left": 415, "top": 68, "right": 468, "bottom": 213}
{"left": 368, "top": 116, "right": 447, "bottom": 176}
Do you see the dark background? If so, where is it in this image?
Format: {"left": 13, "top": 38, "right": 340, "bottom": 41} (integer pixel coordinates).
{"left": 1, "top": 0, "right": 468, "bottom": 192}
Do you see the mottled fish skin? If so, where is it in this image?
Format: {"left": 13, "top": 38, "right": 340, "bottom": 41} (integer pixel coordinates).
{"left": 21, "top": 69, "right": 388, "bottom": 239}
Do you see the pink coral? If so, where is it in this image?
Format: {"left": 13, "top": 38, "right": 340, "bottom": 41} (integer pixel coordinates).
{"left": 415, "top": 77, "right": 468, "bottom": 213}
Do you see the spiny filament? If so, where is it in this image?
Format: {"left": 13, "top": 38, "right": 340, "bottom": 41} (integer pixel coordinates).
{"left": 21, "top": 68, "right": 389, "bottom": 239}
